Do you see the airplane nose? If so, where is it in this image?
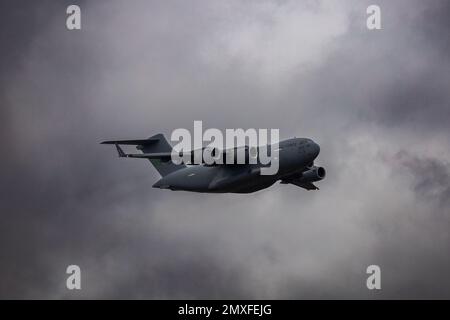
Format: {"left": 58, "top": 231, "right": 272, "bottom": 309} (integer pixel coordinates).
{"left": 310, "top": 141, "right": 320, "bottom": 158}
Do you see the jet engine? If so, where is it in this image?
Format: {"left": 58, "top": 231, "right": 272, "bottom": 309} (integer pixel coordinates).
{"left": 298, "top": 166, "right": 326, "bottom": 183}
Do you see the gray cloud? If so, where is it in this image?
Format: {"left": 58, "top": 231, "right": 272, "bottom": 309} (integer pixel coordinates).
{"left": 0, "top": 0, "right": 449, "bottom": 299}
{"left": 392, "top": 151, "right": 450, "bottom": 209}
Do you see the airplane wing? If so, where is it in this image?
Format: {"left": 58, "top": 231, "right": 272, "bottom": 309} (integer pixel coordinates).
{"left": 281, "top": 180, "right": 319, "bottom": 190}
{"left": 180, "top": 145, "right": 250, "bottom": 164}
{"left": 280, "top": 169, "right": 320, "bottom": 190}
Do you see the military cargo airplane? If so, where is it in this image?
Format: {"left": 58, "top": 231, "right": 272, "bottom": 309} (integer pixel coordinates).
{"left": 101, "top": 134, "right": 325, "bottom": 193}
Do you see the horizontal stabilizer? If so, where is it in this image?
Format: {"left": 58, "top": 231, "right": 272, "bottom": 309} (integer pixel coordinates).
{"left": 124, "top": 152, "right": 172, "bottom": 159}
{"left": 101, "top": 138, "right": 159, "bottom": 145}
{"left": 101, "top": 133, "right": 186, "bottom": 177}
{"left": 112, "top": 144, "right": 172, "bottom": 159}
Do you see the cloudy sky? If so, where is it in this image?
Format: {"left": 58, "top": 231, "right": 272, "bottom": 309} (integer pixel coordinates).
{"left": 0, "top": 0, "right": 449, "bottom": 299}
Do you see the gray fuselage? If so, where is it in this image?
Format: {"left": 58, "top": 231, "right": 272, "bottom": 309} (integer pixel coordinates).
{"left": 152, "top": 138, "right": 320, "bottom": 193}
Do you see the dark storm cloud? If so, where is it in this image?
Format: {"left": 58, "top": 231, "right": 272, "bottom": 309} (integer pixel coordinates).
{"left": 0, "top": 0, "right": 449, "bottom": 299}
{"left": 393, "top": 151, "right": 450, "bottom": 210}
{"left": 363, "top": 0, "right": 450, "bottom": 131}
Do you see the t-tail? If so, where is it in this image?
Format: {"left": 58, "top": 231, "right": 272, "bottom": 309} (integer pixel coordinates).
{"left": 101, "top": 133, "right": 186, "bottom": 177}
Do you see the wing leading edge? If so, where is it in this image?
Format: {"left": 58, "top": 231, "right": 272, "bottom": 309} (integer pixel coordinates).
{"left": 281, "top": 179, "right": 319, "bottom": 190}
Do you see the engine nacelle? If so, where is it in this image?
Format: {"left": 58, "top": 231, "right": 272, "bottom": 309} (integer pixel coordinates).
{"left": 298, "top": 166, "right": 326, "bottom": 183}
